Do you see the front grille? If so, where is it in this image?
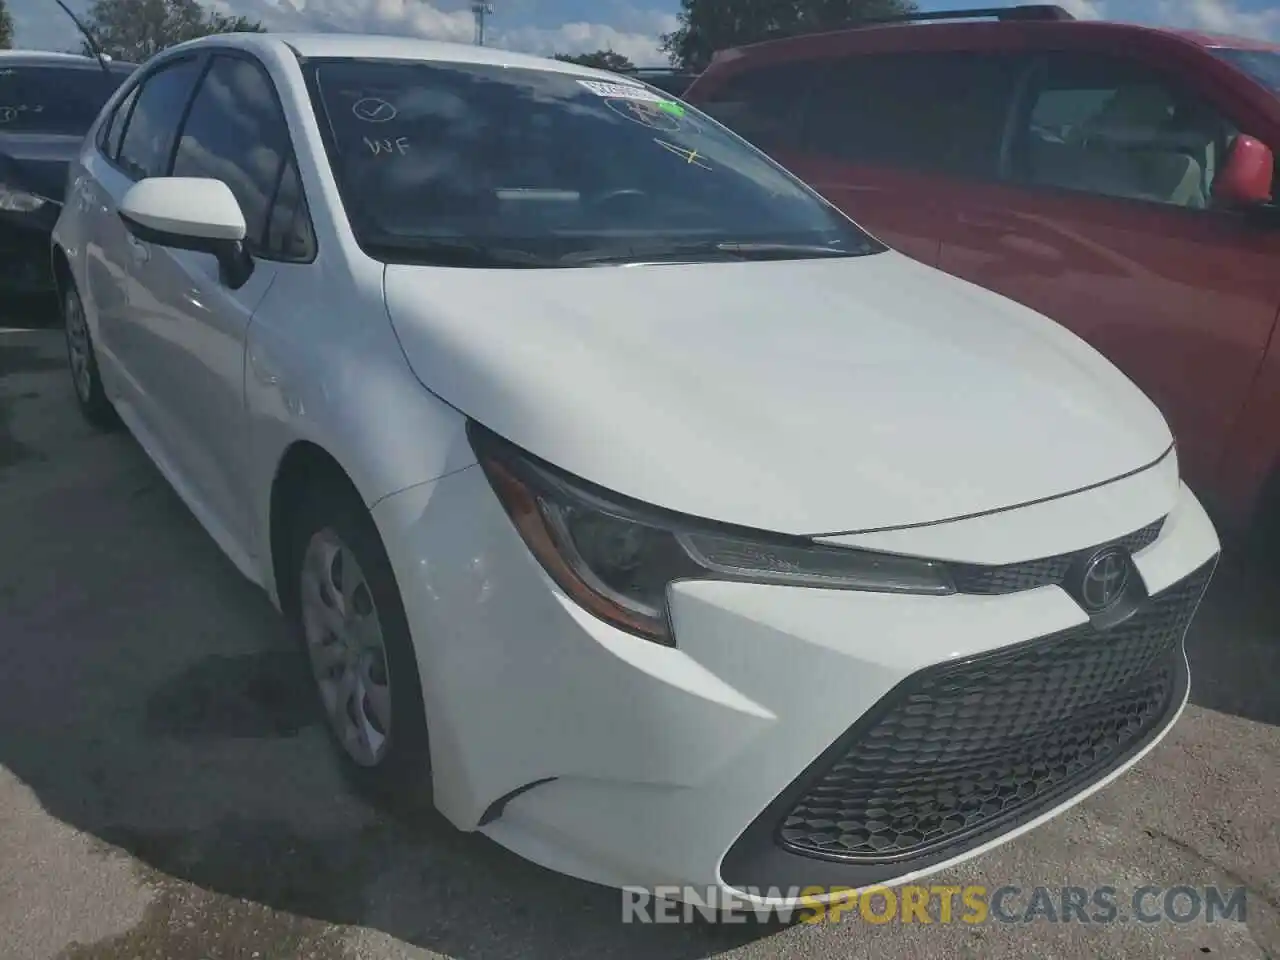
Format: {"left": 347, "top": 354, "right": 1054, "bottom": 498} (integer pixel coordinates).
{"left": 777, "top": 560, "right": 1212, "bottom": 864}
{"left": 950, "top": 517, "right": 1165, "bottom": 596}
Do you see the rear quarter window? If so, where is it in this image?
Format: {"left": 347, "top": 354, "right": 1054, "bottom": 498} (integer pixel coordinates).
{"left": 100, "top": 85, "right": 140, "bottom": 159}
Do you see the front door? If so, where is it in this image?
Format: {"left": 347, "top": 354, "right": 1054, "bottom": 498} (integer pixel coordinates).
{"left": 123, "top": 52, "right": 307, "bottom": 552}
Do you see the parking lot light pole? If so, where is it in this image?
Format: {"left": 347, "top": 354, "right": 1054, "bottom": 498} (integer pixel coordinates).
{"left": 472, "top": 1, "right": 495, "bottom": 46}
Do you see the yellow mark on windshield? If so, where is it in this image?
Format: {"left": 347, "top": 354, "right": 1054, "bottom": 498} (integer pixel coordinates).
{"left": 654, "top": 139, "right": 711, "bottom": 170}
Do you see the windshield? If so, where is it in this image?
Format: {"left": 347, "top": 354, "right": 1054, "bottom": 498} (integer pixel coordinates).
{"left": 1213, "top": 48, "right": 1280, "bottom": 95}
{"left": 0, "top": 66, "right": 130, "bottom": 136}
{"left": 307, "top": 59, "right": 882, "bottom": 267}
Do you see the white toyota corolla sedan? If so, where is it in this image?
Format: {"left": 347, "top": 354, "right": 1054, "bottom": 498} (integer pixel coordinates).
{"left": 52, "top": 32, "right": 1219, "bottom": 906}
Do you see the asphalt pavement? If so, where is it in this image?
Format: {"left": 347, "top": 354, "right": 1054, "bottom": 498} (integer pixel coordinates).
{"left": 1, "top": 324, "right": 1278, "bottom": 960}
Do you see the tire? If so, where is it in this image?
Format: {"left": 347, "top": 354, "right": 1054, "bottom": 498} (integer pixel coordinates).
{"left": 62, "top": 280, "right": 117, "bottom": 429}
{"left": 284, "top": 474, "right": 434, "bottom": 811}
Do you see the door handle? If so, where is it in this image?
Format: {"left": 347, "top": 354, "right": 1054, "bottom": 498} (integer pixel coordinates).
{"left": 126, "top": 233, "right": 150, "bottom": 263}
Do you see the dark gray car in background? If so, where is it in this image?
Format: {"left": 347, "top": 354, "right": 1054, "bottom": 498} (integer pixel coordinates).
{"left": 0, "top": 51, "right": 135, "bottom": 297}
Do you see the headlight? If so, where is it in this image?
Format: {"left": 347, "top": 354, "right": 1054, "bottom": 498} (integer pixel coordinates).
{"left": 0, "top": 184, "right": 49, "bottom": 213}
{"left": 468, "top": 422, "right": 954, "bottom": 645}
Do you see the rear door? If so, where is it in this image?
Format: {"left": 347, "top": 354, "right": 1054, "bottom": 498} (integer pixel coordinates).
{"left": 936, "top": 49, "right": 1280, "bottom": 496}
{"left": 85, "top": 53, "right": 206, "bottom": 409}
{"left": 80, "top": 81, "right": 140, "bottom": 388}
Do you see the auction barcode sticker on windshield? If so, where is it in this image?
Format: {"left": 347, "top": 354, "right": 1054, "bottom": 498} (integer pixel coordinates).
{"left": 576, "top": 79, "right": 666, "bottom": 102}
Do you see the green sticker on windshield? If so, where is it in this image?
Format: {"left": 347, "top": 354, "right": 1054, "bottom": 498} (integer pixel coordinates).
{"left": 657, "top": 100, "right": 685, "bottom": 117}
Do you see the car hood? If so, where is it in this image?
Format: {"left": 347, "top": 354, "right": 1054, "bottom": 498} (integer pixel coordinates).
{"left": 383, "top": 249, "right": 1173, "bottom": 535}
{"left": 0, "top": 133, "right": 79, "bottom": 204}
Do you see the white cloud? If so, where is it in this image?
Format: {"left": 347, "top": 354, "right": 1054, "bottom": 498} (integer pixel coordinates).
{"left": 1153, "top": 0, "right": 1280, "bottom": 37}
{"left": 15, "top": 0, "right": 676, "bottom": 65}
{"left": 1019, "top": 0, "right": 1280, "bottom": 38}
{"left": 1058, "top": 0, "right": 1109, "bottom": 19}
{"left": 219, "top": 0, "right": 475, "bottom": 41}
{"left": 210, "top": 0, "right": 675, "bottom": 64}
{"left": 499, "top": 13, "right": 679, "bottom": 64}
{"left": 23, "top": 0, "right": 1272, "bottom": 66}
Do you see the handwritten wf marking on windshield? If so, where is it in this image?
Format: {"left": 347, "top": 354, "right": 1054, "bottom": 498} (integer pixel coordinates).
{"left": 654, "top": 139, "right": 711, "bottom": 170}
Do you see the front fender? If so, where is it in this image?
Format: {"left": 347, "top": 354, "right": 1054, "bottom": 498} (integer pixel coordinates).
{"left": 243, "top": 263, "right": 473, "bottom": 598}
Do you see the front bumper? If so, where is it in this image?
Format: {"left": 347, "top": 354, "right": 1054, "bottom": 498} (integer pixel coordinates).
{"left": 720, "top": 555, "right": 1211, "bottom": 894}
{"left": 372, "top": 458, "right": 1219, "bottom": 904}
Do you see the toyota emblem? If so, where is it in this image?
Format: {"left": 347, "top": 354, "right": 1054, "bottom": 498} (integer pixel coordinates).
{"left": 1079, "top": 548, "right": 1130, "bottom": 611}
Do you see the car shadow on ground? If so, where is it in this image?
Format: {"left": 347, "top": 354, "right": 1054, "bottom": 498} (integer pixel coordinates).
{"left": 1184, "top": 552, "right": 1280, "bottom": 729}
{"left": 0, "top": 292, "right": 61, "bottom": 330}
{"left": 0, "top": 370, "right": 779, "bottom": 958}
{"left": 0, "top": 347, "right": 1275, "bottom": 958}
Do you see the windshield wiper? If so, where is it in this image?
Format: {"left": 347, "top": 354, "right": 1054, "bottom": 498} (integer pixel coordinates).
{"left": 363, "top": 237, "right": 556, "bottom": 268}
{"left": 560, "top": 240, "right": 867, "bottom": 266}
{"left": 716, "top": 242, "right": 867, "bottom": 260}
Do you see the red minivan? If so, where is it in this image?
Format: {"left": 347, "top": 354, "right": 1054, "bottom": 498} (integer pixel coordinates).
{"left": 684, "top": 4, "right": 1280, "bottom": 536}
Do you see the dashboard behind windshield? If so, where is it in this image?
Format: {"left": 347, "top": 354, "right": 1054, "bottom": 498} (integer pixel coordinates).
{"left": 306, "top": 58, "right": 881, "bottom": 267}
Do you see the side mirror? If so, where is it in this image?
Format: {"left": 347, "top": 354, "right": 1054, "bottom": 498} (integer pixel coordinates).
{"left": 1213, "top": 135, "right": 1274, "bottom": 208}
{"left": 119, "top": 177, "right": 254, "bottom": 288}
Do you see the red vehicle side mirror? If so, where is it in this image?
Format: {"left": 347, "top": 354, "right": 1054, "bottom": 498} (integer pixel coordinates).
{"left": 1214, "top": 135, "right": 1274, "bottom": 207}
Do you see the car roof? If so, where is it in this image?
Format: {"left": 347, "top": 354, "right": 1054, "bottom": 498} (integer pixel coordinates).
{"left": 708, "top": 18, "right": 1280, "bottom": 66}
{"left": 175, "top": 32, "right": 641, "bottom": 84}
{"left": 0, "top": 50, "right": 136, "bottom": 72}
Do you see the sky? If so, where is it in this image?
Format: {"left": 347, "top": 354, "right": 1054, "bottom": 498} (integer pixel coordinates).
{"left": 9, "top": 0, "right": 1280, "bottom": 68}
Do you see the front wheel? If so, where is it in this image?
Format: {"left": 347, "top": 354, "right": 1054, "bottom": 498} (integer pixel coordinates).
{"left": 287, "top": 478, "right": 433, "bottom": 808}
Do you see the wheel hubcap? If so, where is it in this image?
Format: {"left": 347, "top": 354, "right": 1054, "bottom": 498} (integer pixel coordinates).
{"left": 64, "top": 292, "right": 92, "bottom": 402}
{"left": 300, "top": 529, "right": 393, "bottom": 767}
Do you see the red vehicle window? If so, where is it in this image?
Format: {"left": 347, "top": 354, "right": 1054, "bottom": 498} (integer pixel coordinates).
{"left": 1013, "top": 53, "right": 1235, "bottom": 211}
{"left": 1211, "top": 48, "right": 1280, "bottom": 96}
{"left": 800, "top": 52, "right": 1022, "bottom": 179}
{"left": 695, "top": 63, "right": 813, "bottom": 153}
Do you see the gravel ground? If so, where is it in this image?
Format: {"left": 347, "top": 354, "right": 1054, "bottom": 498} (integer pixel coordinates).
{"left": 1, "top": 325, "right": 1278, "bottom": 960}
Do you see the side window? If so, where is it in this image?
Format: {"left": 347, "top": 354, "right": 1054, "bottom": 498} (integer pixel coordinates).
{"left": 116, "top": 57, "right": 204, "bottom": 179}
{"left": 1016, "top": 53, "right": 1232, "bottom": 211}
{"left": 171, "top": 55, "right": 313, "bottom": 259}
{"left": 264, "top": 155, "right": 315, "bottom": 259}
{"left": 99, "top": 85, "right": 139, "bottom": 160}
{"left": 803, "top": 53, "right": 1020, "bottom": 178}
{"left": 695, "top": 64, "right": 814, "bottom": 153}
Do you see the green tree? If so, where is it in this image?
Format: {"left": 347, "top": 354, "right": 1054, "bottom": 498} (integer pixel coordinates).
{"left": 0, "top": 0, "right": 14, "bottom": 50}
{"left": 661, "top": 0, "right": 919, "bottom": 71}
{"left": 553, "top": 49, "right": 637, "bottom": 72}
{"left": 79, "top": 0, "right": 264, "bottom": 62}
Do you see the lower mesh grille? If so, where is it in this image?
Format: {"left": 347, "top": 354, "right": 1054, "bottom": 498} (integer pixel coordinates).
{"left": 950, "top": 517, "right": 1165, "bottom": 595}
{"left": 777, "top": 561, "right": 1212, "bottom": 864}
